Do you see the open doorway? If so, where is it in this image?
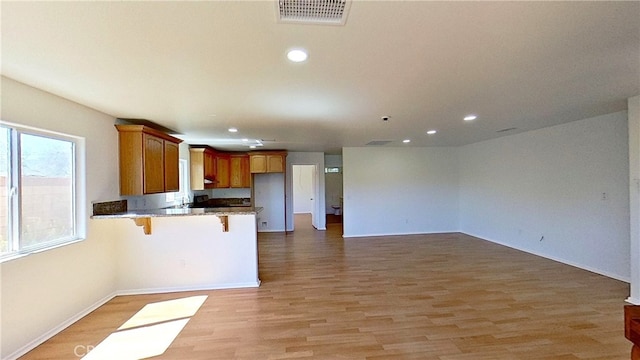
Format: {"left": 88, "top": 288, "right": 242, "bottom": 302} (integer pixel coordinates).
{"left": 292, "top": 165, "right": 317, "bottom": 230}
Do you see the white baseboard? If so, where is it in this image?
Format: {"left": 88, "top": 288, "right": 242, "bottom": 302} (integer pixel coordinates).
{"left": 626, "top": 296, "right": 640, "bottom": 305}
{"left": 462, "top": 231, "right": 631, "bottom": 283}
{"left": 343, "top": 230, "right": 460, "bottom": 238}
{"left": 116, "top": 282, "right": 260, "bottom": 296}
{"left": 4, "top": 291, "right": 118, "bottom": 360}
{"left": 4, "top": 281, "right": 261, "bottom": 360}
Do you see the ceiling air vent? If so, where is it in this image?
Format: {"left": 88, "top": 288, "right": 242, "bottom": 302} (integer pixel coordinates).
{"left": 366, "top": 140, "right": 393, "bottom": 146}
{"left": 277, "top": 0, "right": 351, "bottom": 25}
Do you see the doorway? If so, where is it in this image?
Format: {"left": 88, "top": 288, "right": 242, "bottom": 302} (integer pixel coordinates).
{"left": 292, "top": 165, "right": 317, "bottom": 230}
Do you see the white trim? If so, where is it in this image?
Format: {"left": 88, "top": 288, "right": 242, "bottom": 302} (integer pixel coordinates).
{"left": 4, "top": 291, "right": 118, "bottom": 360}
{"left": 116, "top": 282, "right": 261, "bottom": 296}
{"left": 462, "top": 231, "right": 631, "bottom": 283}
{"left": 343, "top": 230, "right": 460, "bottom": 238}
{"left": 626, "top": 297, "right": 640, "bottom": 305}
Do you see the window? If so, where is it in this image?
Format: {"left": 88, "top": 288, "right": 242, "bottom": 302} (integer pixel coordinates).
{"left": 1, "top": 122, "right": 84, "bottom": 260}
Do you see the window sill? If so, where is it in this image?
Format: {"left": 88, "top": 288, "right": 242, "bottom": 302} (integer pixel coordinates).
{"left": 0, "top": 238, "right": 85, "bottom": 264}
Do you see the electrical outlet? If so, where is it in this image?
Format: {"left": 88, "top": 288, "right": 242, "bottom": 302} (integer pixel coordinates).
{"left": 261, "top": 221, "right": 267, "bottom": 227}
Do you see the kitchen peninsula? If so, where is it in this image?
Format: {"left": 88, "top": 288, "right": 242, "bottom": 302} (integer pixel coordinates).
{"left": 92, "top": 206, "right": 262, "bottom": 293}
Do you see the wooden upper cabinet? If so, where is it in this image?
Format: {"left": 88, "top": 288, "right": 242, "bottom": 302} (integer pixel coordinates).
{"left": 191, "top": 148, "right": 252, "bottom": 189}
{"left": 267, "top": 154, "right": 284, "bottom": 173}
{"left": 143, "top": 133, "right": 165, "bottom": 194}
{"left": 215, "top": 153, "right": 230, "bottom": 188}
{"left": 190, "top": 147, "right": 217, "bottom": 191}
{"left": 204, "top": 149, "right": 216, "bottom": 181}
{"left": 250, "top": 151, "right": 287, "bottom": 173}
{"left": 116, "top": 124, "right": 183, "bottom": 196}
{"left": 230, "top": 155, "right": 250, "bottom": 188}
{"left": 189, "top": 148, "right": 205, "bottom": 191}
{"left": 250, "top": 154, "right": 267, "bottom": 173}
{"left": 164, "top": 141, "right": 180, "bottom": 192}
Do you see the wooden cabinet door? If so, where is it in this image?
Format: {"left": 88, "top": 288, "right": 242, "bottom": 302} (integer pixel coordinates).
{"left": 216, "top": 154, "right": 230, "bottom": 188}
{"left": 117, "top": 125, "right": 183, "bottom": 195}
{"left": 250, "top": 155, "right": 267, "bottom": 173}
{"left": 143, "top": 133, "right": 165, "bottom": 194}
{"left": 189, "top": 149, "right": 205, "bottom": 191}
{"left": 230, "top": 155, "right": 250, "bottom": 188}
{"left": 164, "top": 141, "right": 180, "bottom": 192}
{"left": 267, "top": 154, "right": 284, "bottom": 173}
{"left": 204, "top": 150, "right": 216, "bottom": 182}
{"left": 240, "top": 155, "right": 250, "bottom": 187}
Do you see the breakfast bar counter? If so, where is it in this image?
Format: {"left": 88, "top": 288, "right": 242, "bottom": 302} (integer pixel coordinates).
{"left": 90, "top": 205, "right": 262, "bottom": 293}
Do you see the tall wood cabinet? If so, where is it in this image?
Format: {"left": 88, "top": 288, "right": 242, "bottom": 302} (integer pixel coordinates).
{"left": 115, "top": 125, "right": 183, "bottom": 195}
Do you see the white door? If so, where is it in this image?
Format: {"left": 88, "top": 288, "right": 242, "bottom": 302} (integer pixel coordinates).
{"left": 293, "top": 165, "right": 315, "bottom": 214}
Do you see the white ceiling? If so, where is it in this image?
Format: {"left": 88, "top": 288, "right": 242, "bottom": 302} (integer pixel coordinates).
{"left": 2, "top": 1, "right": 639, "bottom": 154}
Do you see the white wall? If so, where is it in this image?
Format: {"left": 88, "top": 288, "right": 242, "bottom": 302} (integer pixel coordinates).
{"left": 628, "top": 96, "right": 640, "bottom": 302}
{"left": 254, "top": 173, "right": 285, "bottom": 232}
{"left": 114, "top": 215, "right": 259, "bottom": 293}
{"left": 0, "top": 77, "right": 119, "bottom": 358}
{"left": 342, "top": 147, "right": 459, "bottom": 237}
{"left": 459, "top": 111, "right": 630, "bottom": 281}
{"left": 286, "top": 152, "right": 326, "bottom": 231}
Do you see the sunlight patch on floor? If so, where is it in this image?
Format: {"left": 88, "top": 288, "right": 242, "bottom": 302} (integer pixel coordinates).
{"left": 118, "top": 295, "right": 208, "bottom": 330}
{"left": 83, "top": 295, "right": 207, "bottom": 359}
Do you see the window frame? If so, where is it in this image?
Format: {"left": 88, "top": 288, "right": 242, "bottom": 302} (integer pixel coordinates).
{"left": 0, "top": 121, "right": 86, "bottom": 262}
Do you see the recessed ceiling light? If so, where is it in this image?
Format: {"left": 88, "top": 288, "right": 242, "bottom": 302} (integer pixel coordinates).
{"left": 287, "top": 49, "right": 308, "bottom": 62}
{"left": 242, "top": 138, "right": 249, "bottom": 142}
{"left": 228, "top": 127, "right": 238, "bottom": 132}
{"left": 427, "top": 130, "right": 437, "bottom": 135}
{"left": 403, "top": 139, "right": 411, "bottom": 143}
{"left": 464, "top": 115, "right": 477, "bottom": 121}
{"left": 249, "top": 145, "right": 257, "bottom": 149}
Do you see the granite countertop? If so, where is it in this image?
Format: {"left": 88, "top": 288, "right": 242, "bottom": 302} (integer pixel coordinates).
{"left": 92, "top": 206, "right": 263, "bottom": 219}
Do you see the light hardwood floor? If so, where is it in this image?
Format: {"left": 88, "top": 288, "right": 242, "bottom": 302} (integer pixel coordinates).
{"left": 20, "top": 215, "right": 630, "bottom": 359}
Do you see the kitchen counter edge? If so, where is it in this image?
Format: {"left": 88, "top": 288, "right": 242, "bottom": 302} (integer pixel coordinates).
{"left": 91, "top": 206, "right": 264, "bottom": 219}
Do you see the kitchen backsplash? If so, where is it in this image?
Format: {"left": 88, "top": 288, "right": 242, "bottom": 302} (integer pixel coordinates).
{"left": 194, "top": 188, "right": 251, "bottom": 199}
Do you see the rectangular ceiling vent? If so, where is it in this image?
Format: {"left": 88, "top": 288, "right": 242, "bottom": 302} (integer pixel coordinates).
{"left": 365, "top": 140, "right": 393, "bottom": 146}
{"left": 277, "top": 0, "right": 351, "bottom": 25}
